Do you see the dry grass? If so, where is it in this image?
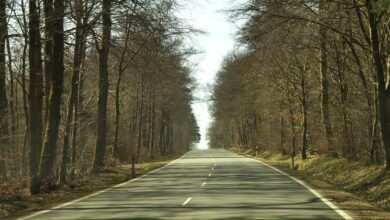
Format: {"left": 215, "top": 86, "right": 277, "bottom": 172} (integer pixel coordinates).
{"left": 231, "top": 147, "right": 390, "bottom": 220}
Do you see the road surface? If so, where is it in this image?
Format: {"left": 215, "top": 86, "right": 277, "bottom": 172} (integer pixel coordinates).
{"left": 21, "top": 149, "right": 353, "bottom": 220}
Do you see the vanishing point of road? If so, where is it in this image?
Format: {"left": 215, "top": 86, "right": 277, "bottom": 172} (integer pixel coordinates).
{"left": 20, "top": 149, "right": 353, "bottom": 220}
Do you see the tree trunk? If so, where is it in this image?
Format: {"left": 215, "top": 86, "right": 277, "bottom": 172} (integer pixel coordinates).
{"left": 145, "top": 95, "right": 151, "bottom": 156}
{"left": 113, "top": 71, "right": 121, "bottom": 158}
{"left": 136, "top": 83, "right": 144, "bottom": 163}
{"left": 39, "top": 0, "right": 65, "bottom": 187}
{"left": 371, "top": 85, "right": 382, "bottom": 164}
{"left": 43, "top": 0, "right": 53, "bottom": 125}
{"left": 159, "top": 110, "right": 166, "bottom": 156}
{"left": 92, "top": 0, "right": 111, "bottom": 173}
{"left": 71, "top": 73, "right": 80, "bottom": 169}
{"left": 367, "top": 1, "right": 390, "bottom": 169}
{"left": 71, "top": 3, "right": 87, "bottom": 173}
{"left": 21, "top": 0, "right": 29, "bottom": 174}
{"left": 130, "top": 96, "right": 138, "bottom": 154}
{"left": 287, "top": 94, "right": 297, "bottom": 172}
{"left": 301, "top": 78, "right": 308, "bottom": 160}
{"left": 169, "top": 117, "right": 174, "bottom": 154}
{"left": 319, "top": 0, "right": 335, "bottom": 154}
{"left": 60, "top": 0, "right": 84, "bottom": 183}
{"left": 148, "top": 89, "right": 155, "bottom": 159}
{"left": 0, "top": 0, "right": 8, "bottom": 180}
{"left": 28, "top": 0, "right": 44, "bottom": 194}
{"left": 280, "top": 100, "right": 287, "bottom": 155}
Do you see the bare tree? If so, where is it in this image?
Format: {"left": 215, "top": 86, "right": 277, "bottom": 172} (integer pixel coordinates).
{"left": 28, "top": 0, "right": 44, "bottom": 194}
{"left": 39, "top": 0, "right": 65, "bottom": 188}
{"left": 0, "top": 0, "right": 8, "bottom": 180}
{"left": 92, "top": 0, "right": 112, "bottom": 173}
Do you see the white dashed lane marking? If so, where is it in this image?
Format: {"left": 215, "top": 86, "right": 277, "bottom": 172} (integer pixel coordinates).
{"left": 182, "top": 197, "right": 192, "bottom": 206}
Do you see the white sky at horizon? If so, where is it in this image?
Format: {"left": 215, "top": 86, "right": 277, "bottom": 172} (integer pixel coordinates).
{"left": 176, "top": 0, "right": 245, "bottom": 149}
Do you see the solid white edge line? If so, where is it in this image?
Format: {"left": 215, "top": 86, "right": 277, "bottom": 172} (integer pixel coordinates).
{"left": 251, "top": 157, "right": 353, "bottom": 220}
{"left": 182, "top": 197, "right": 192, "bottom": 206}
{"left": 19, "top": 151, "right": 192, "bottom": 220}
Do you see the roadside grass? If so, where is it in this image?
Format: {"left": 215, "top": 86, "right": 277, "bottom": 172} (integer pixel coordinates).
{"left": 231, "top": 147, "right": 390, "bottom": 220}
{"left": 0, "top": 158, "right": 174, "bottom": 219}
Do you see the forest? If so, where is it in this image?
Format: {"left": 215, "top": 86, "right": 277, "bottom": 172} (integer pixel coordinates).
{"left": 210, "top": 0, "right": 390, "bottom": 168}
{"left": 0, "top": 0, "right": 200, "bottom": 196}
{"left": 2, "top": 0, "right": 390, "bottom": 218}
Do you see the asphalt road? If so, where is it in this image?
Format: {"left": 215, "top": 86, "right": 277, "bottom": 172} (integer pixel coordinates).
{"left": 21, "top": 149, "right": 353, "bottom": 220}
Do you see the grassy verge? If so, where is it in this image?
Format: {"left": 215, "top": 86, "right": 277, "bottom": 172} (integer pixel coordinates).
{"left": 231, "top": 147, "right": 390, "bottom": 220}
{"left": 0, "top": 158, "right": 176, "bottom": 219}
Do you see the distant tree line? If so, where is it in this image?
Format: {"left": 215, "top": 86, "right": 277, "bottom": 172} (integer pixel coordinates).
{"left": 0, "top": 0, "right": 200, "bottom": 194}
{"left": 209, "top": 0, "right": 390, "bottom": 169}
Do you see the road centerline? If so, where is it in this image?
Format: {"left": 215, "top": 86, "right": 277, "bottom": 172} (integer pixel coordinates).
{"left": 182, "top": 197, "right": 192, "bottom": 206}
{"left": 19, "top": 149, "right": 354, "bottom": 219}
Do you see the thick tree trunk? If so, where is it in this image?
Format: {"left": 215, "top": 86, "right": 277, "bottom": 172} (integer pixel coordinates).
{"left": 0, "top": 0, "right": 8, "bottom": 180}
{"left": 28, "top": 0, "right": 44, "bottom": 194}
{"left": 43, "top": 0, "right": 53, "bottom": 124}
{"left": 92, "top": 0, "right": 112, "bottom": 173}
{"left": 60, "top": 99, "right": 72, "bottom": 183}
{"left": 319, "top": 0, "right": 335, "bottom": 154}
{"left": 39, "top": 0, "right": 65, "bottom": 187}
{"left": 367, "top": 1, "right": 390, "bottom": 169}
{"left": 301, "top": 78, "right": 308, "bottom": 160}
{"left": 371, "top": 86, "right": 382, "bottom": 164}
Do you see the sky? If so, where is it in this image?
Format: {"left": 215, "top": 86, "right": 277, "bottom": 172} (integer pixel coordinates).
{"left": 176, "top": 0, "right": 243, "bottom": 149}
